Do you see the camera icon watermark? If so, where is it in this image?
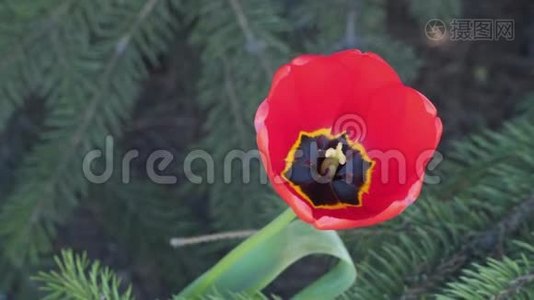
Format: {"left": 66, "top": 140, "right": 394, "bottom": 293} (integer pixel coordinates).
{"left": 333, "top": 113, "right": 367, "bottom": 141}
{"left": 425, "top": 18, "right": 514, "bottom": 42}
{"left": 425, "top": 19, "right": 447, "bottom": 41}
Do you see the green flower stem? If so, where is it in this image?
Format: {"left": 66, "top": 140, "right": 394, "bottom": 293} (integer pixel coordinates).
{"left": 178, "top": 208, "right": 356, "bottom": 299}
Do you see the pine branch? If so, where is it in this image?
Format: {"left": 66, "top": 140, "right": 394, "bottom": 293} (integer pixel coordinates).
{"left": 33, "top": 249, "right": 133, "bottom": 300}
{"left": 227, "top": 0, "right": 274, "bottom": 77}
{"left": 221, "top": 55, "right": 249, "bottom": 149}
{"left": 495, "top": 271, "right": 534, "bottom": 300}
{"left": 517, "top": 92, "right": 534, "bottom": 117}
{"left": 0, "top": 0, "right": 180, "bottom": 266}
{"left": 0, "top": 0, "right": 110, "bottom": 130}
{"left": 186, "top": 0, "right": 289, "bottom": 230}
{"left": 437, "top": 241, "right": 534, "bottom": 300}
{"left": 402, "top": 196, "right": 534, "bottom": 299}
{"left": 408, "top": 0, "right": 462, "bottom": 25}
{"left": 290, "top": 0, "right": 420, "bottom": 81}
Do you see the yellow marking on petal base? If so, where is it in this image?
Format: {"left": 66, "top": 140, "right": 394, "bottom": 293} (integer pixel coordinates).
{"left": 281, "top": 128, "right": 375, "bottom": 210}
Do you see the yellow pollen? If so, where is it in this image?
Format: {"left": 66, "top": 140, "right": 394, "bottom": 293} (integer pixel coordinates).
{"left": 325, "top": 142, "right": 346, "bottom": 165}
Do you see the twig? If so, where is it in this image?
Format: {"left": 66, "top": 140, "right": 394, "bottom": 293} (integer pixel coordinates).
{"left": 221, "top": 56, "right": 250, "bottom": 149}
{"left": 494, "top": 271, "right": 534, "bottom": 300}
{"left": 170, "top": 230, "right": 258, "bottom": 247}
{"left": 343, "top": 4, "right": 358, "bottom": 48}
{"left": 227, "top": 0, "right": 273, "bottom": 78}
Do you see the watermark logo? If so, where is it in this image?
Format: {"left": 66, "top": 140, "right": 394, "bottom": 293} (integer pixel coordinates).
{"left": 425, "top": 18, "right": 514, "bottom": 41}
{"left": 333, "top": 113, "right": 367, "bottom": 141}
{"left": 425, "top": 19, "right": 447, "bottom": 41}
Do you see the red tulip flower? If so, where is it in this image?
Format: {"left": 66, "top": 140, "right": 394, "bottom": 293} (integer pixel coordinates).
{"left": 255, "top": 49, "right": 442, "bottom": 230}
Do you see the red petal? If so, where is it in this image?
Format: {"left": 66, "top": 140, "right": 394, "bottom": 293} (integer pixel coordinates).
{"left": 330, "top": 50, "right": 401, "bottom": 117}
{"left": 361, "top": 85, "right": 441, "bottom": 211}
{"left": 256, "top": 114, "right": 315, "bottom": 224}
{"left": 260, "top": 50, "right": 402, "bottom": 175}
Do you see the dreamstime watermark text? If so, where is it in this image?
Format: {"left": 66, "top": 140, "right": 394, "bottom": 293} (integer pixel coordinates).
{"left": 82, "top": 114, "right": 444, "bottom": 186}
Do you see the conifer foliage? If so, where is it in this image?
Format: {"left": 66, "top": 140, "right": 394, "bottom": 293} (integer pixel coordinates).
{"left": 0, "top": 0, "right": 533, "bottom": 299}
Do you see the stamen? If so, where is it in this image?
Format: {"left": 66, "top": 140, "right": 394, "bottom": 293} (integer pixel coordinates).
{"left": 325, "top": 142, "right": 347, "bottom": 165}
{"left": 320, "top": 142, "right": 346, "bottom": 178}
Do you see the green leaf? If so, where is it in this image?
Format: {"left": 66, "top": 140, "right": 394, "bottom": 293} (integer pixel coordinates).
{"left": 177, "top": 209, "right": 356, "bottom": 299}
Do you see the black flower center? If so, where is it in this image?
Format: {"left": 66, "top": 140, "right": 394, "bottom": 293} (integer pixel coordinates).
{"left": 282, "top": 130, "right": 374, "bottom": 208}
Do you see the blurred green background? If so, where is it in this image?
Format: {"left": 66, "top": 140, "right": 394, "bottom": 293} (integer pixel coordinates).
{"left": 0, "top": 0, "right": 533, "bottom": 299}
